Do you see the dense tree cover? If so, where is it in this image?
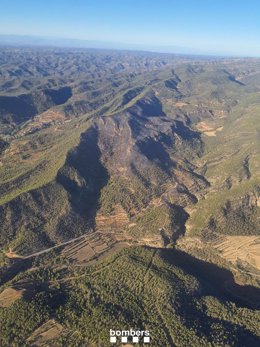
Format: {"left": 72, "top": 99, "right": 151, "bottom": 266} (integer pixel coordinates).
{"left": 0, "top": 247, "right": 259, "bottom": 346}
{"left": 211, "top": 205, "right": 260, "bottom": 236}
{"left": 0, "top": 293, "right": 51, "bottom": 346}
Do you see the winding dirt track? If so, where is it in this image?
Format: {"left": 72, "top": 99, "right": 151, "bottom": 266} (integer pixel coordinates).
{"left": 6, "top": 234, "right": 88, "bottom": 260}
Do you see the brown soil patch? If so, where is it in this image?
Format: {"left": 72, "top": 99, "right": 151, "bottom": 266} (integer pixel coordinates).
{"left": 175, "top": 101, "right": 188, "bottom": 107}
{"left": 196, "top": 121, "right": 214, "bottom": 132}
{"left": 27, "top": 319, "right": 63, "bottom": 346}
{"left": 5, "top": 251, "right": 24, "bottom": 259}
{"left": 96, "top": 204, "right": 129, "bottom": 231}
{"left": 36, "top": 109, "right": 65, "bottom": 124}
{"left": 0, "top": 280, "right": 35, "bottom": 307}
{"left": 149, "top": 197, "right": 162, "bottom": 206}
{"left": 196, "top": 122, "right": 223, "bottom": 136}
{"left": 204, "top": 127, "right": 223, "bottom": 136}
{"left": 0, "top": 287, "right": 25, "bottom": 307}
{"left": 166, "top": 99, "right": 188, "bottom": 107}
{"left": 18, "top": 109, "right": 65, "bottom": 136}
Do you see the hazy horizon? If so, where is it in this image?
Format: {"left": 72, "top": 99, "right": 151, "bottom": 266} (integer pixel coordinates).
{"left": 0, "top": 0, "right": 260, "bottom": 57}
{"left": 0, "top": 33, "right": 259, "bottom": 59}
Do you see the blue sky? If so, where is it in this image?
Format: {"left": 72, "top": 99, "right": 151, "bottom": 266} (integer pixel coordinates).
{"left": 0, "top": 0, "right": 260, "bottom": 56}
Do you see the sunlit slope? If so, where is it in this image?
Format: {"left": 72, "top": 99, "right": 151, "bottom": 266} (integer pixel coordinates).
{"left": 188, "top": 92, "right": 260, "bottom": 236}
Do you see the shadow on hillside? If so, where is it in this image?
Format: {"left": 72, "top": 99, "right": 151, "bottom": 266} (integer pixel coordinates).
{"left": 0, "top": 259, "right": 32, "bottom": 286}
{"left": 159, "top": 248, "right": 260, "bottom": 310}
{"left": 57, "top": 125, "right": 109, "bottom": 231}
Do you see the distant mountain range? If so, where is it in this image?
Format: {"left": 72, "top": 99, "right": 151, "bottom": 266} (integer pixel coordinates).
{"left": 0, "top": 34, "right": 226, "bottom": 56}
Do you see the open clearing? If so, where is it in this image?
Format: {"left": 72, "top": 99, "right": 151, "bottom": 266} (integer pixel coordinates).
{"left": 61, "top": 231, "right": 133, "bottom": 265}
{"left": 196, "top": 121, "right": 223, "bottom": 136}
{"left": 0, "top": 287, "right": 25, "bottom": 307}
{"left": 27, "top": 319, "right": 63, "bottom": 346}
{"left": 212, "top": 235, "right": 260, "bottom": 271}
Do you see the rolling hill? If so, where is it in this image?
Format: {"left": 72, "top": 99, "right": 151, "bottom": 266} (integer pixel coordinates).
{"left": 0, "top": 48, "right": 260, "bottom": 346}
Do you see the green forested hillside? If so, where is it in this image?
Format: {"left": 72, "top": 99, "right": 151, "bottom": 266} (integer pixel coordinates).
{"left": 0, "top": 247, "right": 259, "bottom": 347}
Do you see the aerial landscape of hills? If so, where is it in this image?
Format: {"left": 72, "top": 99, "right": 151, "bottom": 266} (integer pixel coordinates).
{"left": 0, "top": 47, "right": 260, "bottom": 346}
